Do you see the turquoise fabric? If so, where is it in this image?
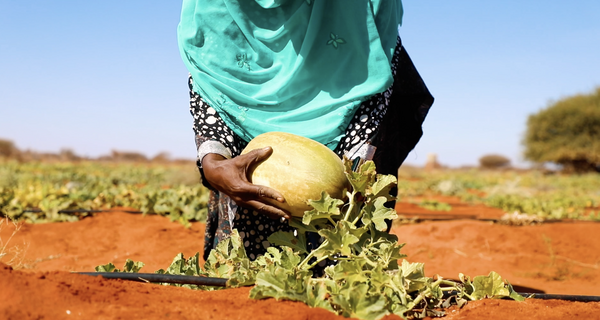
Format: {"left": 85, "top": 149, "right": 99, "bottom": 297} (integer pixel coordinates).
{"left": 178, "top": 0, "right": 403, "bottom": 149}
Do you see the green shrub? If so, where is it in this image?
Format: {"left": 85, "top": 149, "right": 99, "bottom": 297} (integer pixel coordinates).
{"left": 479, "top": 154, "right": 511, "bottom": 169}
{"left": 523, "top": 87, "right": 600, "bottom": 173}
{"left": 0, "top": 139, "right": 20, "bottom": 159}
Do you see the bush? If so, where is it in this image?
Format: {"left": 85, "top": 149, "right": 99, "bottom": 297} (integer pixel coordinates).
{"left": 109, "top": 150, "right": 148, "bottom": 162}
{"left": 0, "top": 139, "right": 20, "bottom": 159}
{"left": 479, "top": 154, "right": 511, "bottom": 169}
{"left": 59, "top": 149, "right": 81, "bottom": 161}
{"left": 523, "top": 87, "right": 600, "bottom": 173}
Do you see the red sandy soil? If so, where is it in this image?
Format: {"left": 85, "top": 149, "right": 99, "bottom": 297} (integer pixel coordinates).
{"left": 394, "top": 194, "right": 506, "bottom": 220}
{"left": 1, "top": 201, "right": 600, "bottom": 320}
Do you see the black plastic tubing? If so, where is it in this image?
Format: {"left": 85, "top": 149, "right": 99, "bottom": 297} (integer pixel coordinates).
{"left": 77, "top": 272, "right": 228, "bottom": 287}
{"left": 519, "top": 293, "right": 600, "bottom": 302}
{"left": 79, "top": 273, "right": 600, "bottom": 303}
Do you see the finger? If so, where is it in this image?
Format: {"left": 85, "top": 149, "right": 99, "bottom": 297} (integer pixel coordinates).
{"left": 255, "top": 185, "right": 285, "bottom": 202}
{"left": 245, "top": 200, "right": 290, "bottom": 220}
{"left": 229, "top": 179, "right": 285, "bottom": 203}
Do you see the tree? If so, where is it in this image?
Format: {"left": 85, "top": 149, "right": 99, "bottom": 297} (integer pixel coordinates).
{"left": 523, "top": 87, "right": 600, "bottom": 173}
{"left": 479, "top": 154, "right": 511, "bottom": 169}
{"left": 0, "top": 139, "right": 20, "bottom": 159}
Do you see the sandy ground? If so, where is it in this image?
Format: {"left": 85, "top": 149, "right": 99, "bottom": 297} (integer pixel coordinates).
{"left": 1, "top": 201, "right": 600, "bottom": 319}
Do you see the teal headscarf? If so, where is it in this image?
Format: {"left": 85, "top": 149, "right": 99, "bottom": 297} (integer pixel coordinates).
{"left": 178, "top": 0, "right": 403, "bottom": 150}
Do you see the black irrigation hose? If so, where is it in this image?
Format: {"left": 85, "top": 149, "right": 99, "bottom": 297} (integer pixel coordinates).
{"left": 22, "top": 208, "right": 143, "bottom": 214}
{"left": 397, "top": 213, "right": 600, "bottom": 224}
{"left": 77, "top": 272, "right": 228, "bottom": 287}
{"left": 441, "top": 290, "right": 600, "bottom": 303}
{"left": 79, "top": 272, "right": 600, "bottom": 303}
{"left": 519, "top": 293, "right": 600, "bottom": 302}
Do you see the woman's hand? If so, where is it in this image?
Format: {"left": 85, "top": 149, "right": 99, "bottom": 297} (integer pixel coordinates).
{"left": 201, "top": 147, "right": 290, "bottom": 220}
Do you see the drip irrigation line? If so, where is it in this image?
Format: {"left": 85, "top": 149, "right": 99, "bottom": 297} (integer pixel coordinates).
{"left": 518, "top": 293, "right": 600, "bottom": 302}
{"left": 442, "top": 290, "right": 600, "bottom": 303}
{"left": 397, "top": 213, "right": 600, "bottom": 224}
{"left": 22, "top": 208, "right": 143, "bottom": 214}
{"left": 77, "top": 272, "right": 227, "bottom": 287}
{"left": 79, "top": 272, "right": 600, "bottom": 302}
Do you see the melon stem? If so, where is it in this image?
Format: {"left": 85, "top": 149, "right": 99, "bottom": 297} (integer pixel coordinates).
{"left": 298, "top": 239, "right": 328, "bottom": 270}
{"left": 299, "top": 189, "right": 362, "bottom": 270}
{"left": 343, "top": 190, "right": 358, "bottom": 222}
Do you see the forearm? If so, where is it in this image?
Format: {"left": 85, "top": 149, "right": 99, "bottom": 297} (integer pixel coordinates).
{"left": 196, "top": 134, "right": 237, "bottom": 188}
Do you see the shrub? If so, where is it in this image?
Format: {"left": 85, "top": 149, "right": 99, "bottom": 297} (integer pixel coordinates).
{"left": 110, "top": 150, "right": 148, "bottom": 162}
{"left": 151, "top": 152, "right": 171, "bottom": 163}
{"left": 0, "top": 139, "right": 20, "bottom": 159}
{"left": 59, "top": 149, "right": 81, "bottom": 161}
{"left": 479, "top": 154, "right": 511, "bottom": 169}
{"left": 523, "top": 87, "right": 600, "bottom": 173}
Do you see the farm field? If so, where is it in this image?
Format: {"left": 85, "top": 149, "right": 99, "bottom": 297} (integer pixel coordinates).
{"left": 1, "top": 161, "right": 600, "bottom": 319}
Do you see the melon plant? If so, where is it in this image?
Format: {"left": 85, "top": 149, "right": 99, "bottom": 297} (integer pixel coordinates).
{"left": 241, "top": 131, "right": 349, "bottom": 217}
{"left": 97, "top": 159, "right": 524, "bottom": 320}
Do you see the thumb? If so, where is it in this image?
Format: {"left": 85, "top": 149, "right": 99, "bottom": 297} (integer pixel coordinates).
{"left": 239, "top": 146, "right": 273, "bottom": 168}
{"left": 248, "top": 146, "right": 273, "bottom": 163}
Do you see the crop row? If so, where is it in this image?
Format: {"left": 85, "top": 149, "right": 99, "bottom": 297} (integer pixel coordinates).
{"left": 2, "top": 161, "right": 599, "bottom": 224}
{"left": 397, "top": 168, "right": 600, "bottom": 220}
{"left": 0, "top": 161, "right": 208, "bottom": 225}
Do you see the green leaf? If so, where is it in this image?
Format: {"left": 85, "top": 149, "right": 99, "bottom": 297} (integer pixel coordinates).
{"left": 369, "top": 174, "right": 397, "bottom": 200}
{"left": 399, "top": 260, "right": 429, "bottom": 293}
{"left": 331, "top": 283, "right": 389, "bottom": 320}
{"left": 302, "top": 191, "right": 343, "bottom": 225}
{"left": 94, "top": 259, "right": 144, "bottom": 273}
{"left": 317, "top": 221, "right": 364, "bottom": 257}
{"left": 95, "top": 262, "right": 117, "bottom": 273}
{"left": 250, "top": 265, "right": 310, "bottom": 302}
{"left": 360, "top": 240, "right": 405, "bottom": 271}
{"left": 345, "top": 161, "right": 377, "bottom": 194}
{"left": 306, "top": 281, "right": 335, "bottom": 311}
{"left": 165, "top": 253, "right": 188, "bottom": 275}
{"left": 361, "top": 197, "right": 398, "bottom": 231}
{"left": 267, "top": 231, "right": 308, "bottom": 254}
{"left": 508, "top": 282, "right": 526, "bottom": 302}
{"left": 202, "top": 230, "right": 256, "bottom": 287}
{"left": 469, "top": 271, "right": 523, "bottom": 300}
{"left": 327, "top": 259, "right": 369, "bottom": 286}
{"left": 122, "top": 259, "right": 145, "bottom": 273}
{"left": 288, "top": 216, "right": 324, "bottom": 234}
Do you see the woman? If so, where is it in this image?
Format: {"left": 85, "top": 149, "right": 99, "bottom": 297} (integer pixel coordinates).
{"left": 177, "top": 0, "right": 433, "bottom": 261}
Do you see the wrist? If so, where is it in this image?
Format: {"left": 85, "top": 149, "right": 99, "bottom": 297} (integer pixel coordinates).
{"left": 202, "top": 153, "right": 227, "bottom": 169}
{"left": 197, "top": 140, "right": 232, "bottom": 166}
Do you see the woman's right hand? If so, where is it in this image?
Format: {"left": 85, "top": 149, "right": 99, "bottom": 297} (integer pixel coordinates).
{"left": 201, "top": 147, "right": 290, "bottom": 220}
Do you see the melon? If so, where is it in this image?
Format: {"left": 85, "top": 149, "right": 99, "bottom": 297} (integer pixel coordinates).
{"left": 241, "top": 132, "right": 349, "bottom": 217}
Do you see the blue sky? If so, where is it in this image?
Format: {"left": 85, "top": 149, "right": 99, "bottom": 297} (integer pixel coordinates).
{"left": 1, "top": 1, "right": 599, "bottom": 167}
